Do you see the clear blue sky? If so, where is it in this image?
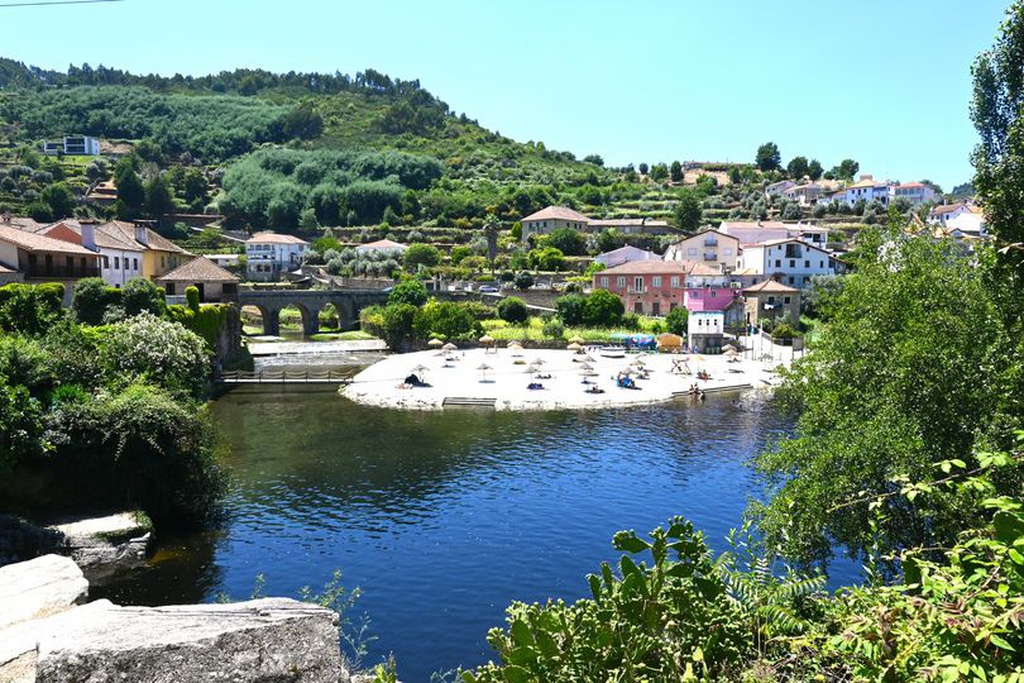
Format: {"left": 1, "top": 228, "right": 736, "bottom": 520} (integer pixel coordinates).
{"left": 1, "top": 0, "right": 1011, "bottom": 189}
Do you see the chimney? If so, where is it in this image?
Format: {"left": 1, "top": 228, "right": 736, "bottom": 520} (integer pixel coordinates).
{"left": 80, "top": 223, "right": 96, "bottom": 251}
{"left": 134, "top": 224, "right": 149, "bottom": 246}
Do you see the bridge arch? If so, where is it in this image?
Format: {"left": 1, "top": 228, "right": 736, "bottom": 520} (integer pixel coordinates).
{"left": 236, "top": 289, "right": 389, "bottom": 337}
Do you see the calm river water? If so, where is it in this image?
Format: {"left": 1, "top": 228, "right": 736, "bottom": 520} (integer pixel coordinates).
{"left": 97, "top": 385, "right": 852, "bottom": 681}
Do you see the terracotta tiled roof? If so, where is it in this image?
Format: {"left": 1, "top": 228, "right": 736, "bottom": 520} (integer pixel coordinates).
{"left": 155, "top": 256, "right": 240, "bottom": 283}
{"left": 521, "top": 206, "right": 591, "bottom": 223}
{"left": 98, "top": 221, "right": 191, "bottom": 255}
{"left": 929, "top": 202, "right": 968, "bottom": 216}
{"left": 356, "top": 239, "right": 407, "bottom": 250}
{"left": 719, "top": 221, "right": 789, "bottom": 230}
{"left": 0, "top": 224, "right": 98, "bottom": 256}
{"left": 600, "top": 260, "right": 700, "bottom": 275}
{"left": 743, "top": 280, "right": 800, "bottom": 294}
{"left": 0, "top": 216, "right": 46, "bottom": 232}
{"left": 246, "top": 232, "right": 309, "bottom": 245}
{"left": 41, "top": 221, "right": 144, "bottom": 252}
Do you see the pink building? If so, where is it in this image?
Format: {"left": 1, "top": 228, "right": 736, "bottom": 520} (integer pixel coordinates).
{"left": 593, "top": 260, "right": 694, "bottom": 316}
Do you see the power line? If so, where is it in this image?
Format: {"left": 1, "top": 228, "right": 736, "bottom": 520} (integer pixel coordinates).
{"left": 0, "top": 0, "right": 122, "bottom": 7}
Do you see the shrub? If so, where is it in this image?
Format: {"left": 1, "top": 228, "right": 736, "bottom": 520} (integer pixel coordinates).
{"left": 541, "top": 317, "right": 564, "bottom": 339}
{"left": 0, "top": 282, "right": 65, "bottom": 335}
{"left": 665, "top": 306, "right": 689, "bottom": 335}
{"left": 72, "top": 278, "right": 119, "bottom": 326}
{"left": 185, "top": 285, "right": 200, "bottom": 313}
{"left": 555, "top": 294, "right": 586, "bottom": 326}
{"left": 513, "top": 270, "right": 534, "bottom": 290}
{"left": 403, "top": 243, "right": 441, "bottom": 270}
{"left": 497, "top": 297, "right": 529, "bottom": 324}
{"left": 387, "top": 278, "right": 428, "bottom": 307}
{"left": 98, "top": 313, "right": 210, "bottom": 399}
{"left": 582, "top": 289, "right": 624, "bottom": 327}
{"left": 123, "top": 277, "right": 168, "bottom": 318}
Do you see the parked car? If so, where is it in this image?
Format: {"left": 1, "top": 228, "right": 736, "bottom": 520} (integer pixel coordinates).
{"left": 478, "top": 285, "right": 499, "bottom": 293}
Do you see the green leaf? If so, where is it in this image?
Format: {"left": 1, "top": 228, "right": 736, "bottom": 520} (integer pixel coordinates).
{"left": 588, "top": 574, "right": 602, "bottom": 602}
{"left": 510, "top": 619, "right": 533, "bottom": 647}
{"left": 613, "top": 530, "right": 651, "bottom": 554}
{"left": 502, "top": 665, "right": 530, "bottom": 683}
{"left": 1009, "top": 549, "right": 1024, "bottom": 566}
{"left": 990, "top": 634, "right": 1016, "bottom": 651}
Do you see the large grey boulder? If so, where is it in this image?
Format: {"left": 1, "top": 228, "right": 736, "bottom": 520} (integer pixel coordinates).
{"left": 33, "top": 598, "right": 351, "bottom": 683}
{"left": 0, "top": 554, "right": 88, "bottom": 630}
{"left": 47, "top": 511, "right": 152, "bottom": 583}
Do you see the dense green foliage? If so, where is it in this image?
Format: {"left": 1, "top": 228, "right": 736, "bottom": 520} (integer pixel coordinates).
{"left": 0, "top": 289, "right": 224, "bottom": 527}
{"left": 0, "top": 282, "right": 64, "bottom": 335}
{"left": 387, "top": 278, "right": 428, "bottom": 307}
{"left": 496, "top": 296, "right": 528, "bottom": 324}
{"left": 664, "top": 306, "right": 688, "bottom": 335}
{"left": 753, "top": 232, "right": 1018, "bottom": 570}
{"left": 360, "top": 297, "right": 487, "bottom": 350}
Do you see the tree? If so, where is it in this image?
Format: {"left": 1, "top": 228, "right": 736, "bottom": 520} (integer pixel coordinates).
{"left": 41, "top": 182, "right": 76, "bottom": 219}
{"left": 72, "top": 278, "right": 117, "bottom": 325}
{"left": 582, "top": 154, "right": 604, "bottom": 167}
{"left": 144, "top": 174, "right": 175, "bottom": 217}
{"left": 807, "top": 159, "right": 823, "bottom": 181}
{"left": 388, "top": 278, "right": 428, "bottom": 307}
{"left": 670, "top": 160, "right": 683, "bottom": 182}
{"left": 755, "top": 142, "right": 781, "bottom": 172}
{"left": 786, "top": 156, "right": 809, "bottom": 180}
{"left": 555, "top": 294, "right": 586, "bottom": 326}
{"left": 638, "top": 162, "right": 649, "bottom": 176}
{"left": 403, "top": 243, "right": 441, "bottom": 270}
{"left": 121, "top": 277, "right": 166, "bottom": 318}
{"left": 497, "top": 296, "right": 528, "bottom": 324}
{"left": 99, "top": 312, "right": 209, "bottom": 399}
{"left": 596, "top": 229, "right": 625, "bottom": 254}
{"left": 830, "top": 158, "right": 860, "bottom": 180}
{"left": 664, "top": 306, "right": 688, "bottom": 335}
{"left": 582, "top": 289, "right": 624, "bottom": 327}
{"left": 531, "top": 246, "right": 565, "bottom": 272}
{"left": 673, "top": 188, "right": 702, "bottom": 231}
{"left": 753, "top": 234, "right": 1011, "bottom": 570}
{"left": 650, "top": 163, "right": 669, "bottom": 182}
{"left": 544, "top": 227, "right": 586, "bottom": 256}
{"left": 114, "top": 157, "right": 145, "bottom": 217}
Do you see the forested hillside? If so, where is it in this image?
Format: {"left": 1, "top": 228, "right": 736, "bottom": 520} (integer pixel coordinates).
{"left": 0, "top": 58, "right": 943, "bottom": 242}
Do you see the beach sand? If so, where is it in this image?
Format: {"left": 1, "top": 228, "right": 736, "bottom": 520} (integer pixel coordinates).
{"left": 341, "top": 343, "right": 792, "bottom": 411}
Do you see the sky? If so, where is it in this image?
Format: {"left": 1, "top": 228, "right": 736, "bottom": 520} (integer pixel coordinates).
{"left": 0, "top": 0, "right": 1012, "bottom": 189}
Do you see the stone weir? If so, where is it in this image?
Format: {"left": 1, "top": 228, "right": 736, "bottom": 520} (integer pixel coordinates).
{"left": 0, "top": 555, "right": 357, "bottom": 682}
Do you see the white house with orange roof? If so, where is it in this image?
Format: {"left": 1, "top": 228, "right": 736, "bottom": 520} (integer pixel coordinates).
{"left": 245, "top": 232, "right": 309, "bottom": 281}
{"left": 928, "top": 201, "right": 978, "bottom": 226}
{"left": 40, "top": 220, "right": 145, "bottom": 287}
{"left": 664, "top": 229, "right": 740, "bottom": 270}
{"left": 828, "top": 175, "right": 891, "bottom": 207}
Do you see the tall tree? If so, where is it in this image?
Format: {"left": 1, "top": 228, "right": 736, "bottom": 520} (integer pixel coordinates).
{"left": 755, "top": 142, "right": 781, "bottom": 172}
{"left": 807, "top": 159, "right": 823, "bottom": 181}
{"left": 670, "top": 160, "right": 683, "bottom": 182}
{"left": 786, "top": 156, "right": 809, "bottom": 180}
{"left": 673, "top": 188, "right": 702, "bottom": 231}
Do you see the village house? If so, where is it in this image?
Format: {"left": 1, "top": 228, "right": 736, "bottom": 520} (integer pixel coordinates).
{"left": 664, "top": 229, "right": 740, "bottom": 270}
{"left": 687, "top": 311, "right": 726, "bottom": 354}
{"left": 156, "top": 256, "right": 241, "bottom": 302}
{"left": 737, "top": 238, "right": 837, "bottom": 289}
{"left": 41, "top": 135, "right": 100, "bottom": 156}
{"left": 520, "top": 206, "right": 590, "bottom": 242}
{"left": 928, "top": 201, "right": 976, "bottom": 226}
{"left": 592, "top": 260, "right": 694, "bottom": 316}
{"left": 97, "top": 221, "right": 193, "bottom": 280}
{"left": 245, "top": 232, "right": 309, "bottom": 282}
{"left": 718, "top": 221, "right": 830, "bottom": 250}
{"left": 594, "top": 245, "right": 659, "bottom": 268}
{"left": 0, "top": 224, "right": 101, "bottom": 300}
{"left": 742, "top": 280, "right": 801, "bottom": 329}
{"left": 781, "top": 183, "right": 824, "bottom": 206}
{"left": 765, "top": 180, "right": 797, "bottom": 197}
{"left": 683, "top": 263, "right": 745, "bottom": 329}
{"left": 40, "top": 221, "right": 145, "bottom": 288}
{"left": 826, "top": 174, "right": 891, "bottom": 208}
{"left": 891, "top": 182, "right": 938, "bottom": 205}
{"left": 354, "top": 239, "right": 408, "bottom": 257}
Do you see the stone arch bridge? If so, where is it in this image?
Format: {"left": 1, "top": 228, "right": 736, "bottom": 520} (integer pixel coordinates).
{"left": 237, "top": 289, "right": 389, "bottom": 336}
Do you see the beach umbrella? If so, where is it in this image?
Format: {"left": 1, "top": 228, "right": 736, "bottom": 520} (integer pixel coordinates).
{"left": 582, "top": 354, "right": 595, "bottom": 363}
{"left": 442, "top": 342, "right": 458, "bottom": 351}
{"left": 723, "top": 348, "right": 740, "bottom": 358}
{"left": 566, "top": 342, "right": 582, "bottom": 351}
{"left": 428, "top": 338, "right": 444, "bottom": 347}
{"left": 479, "top": 334, "right": 495, "bottom": 343}
{"left": 532, "top": 357, "right": 546, "bottom": 366}
{"left": 477, "top": 363, "right": 491, "bottom": 381}
{"left": 568, "top": 335, "right": 585, "bottom": 344}
{"left": 411, "top": 364, "right": 428, "bottom": 374}
{"left": 507, "top": 340, "right": 523, "bottom": 349}
{"left": 722, "top": 343, "right": 738, "bottom": 353}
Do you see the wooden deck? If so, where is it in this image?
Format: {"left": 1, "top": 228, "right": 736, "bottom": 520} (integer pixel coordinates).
{"left": 217, "top": 369, "right": 351, "bottom": 385}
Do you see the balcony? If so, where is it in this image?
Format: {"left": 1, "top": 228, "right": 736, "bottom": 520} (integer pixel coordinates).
{"left": 703, "top": 239, "right": 718, "bottom": 247}
{"left": 25, "top": 265, "right": 101, "bottom": 279}
{"left": 704, "top": 253, "right": 717, "bottom": 261}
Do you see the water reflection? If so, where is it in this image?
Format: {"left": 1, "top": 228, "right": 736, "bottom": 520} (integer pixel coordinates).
{"left": 102, "top": 386, "right": 842, "bottom": 682}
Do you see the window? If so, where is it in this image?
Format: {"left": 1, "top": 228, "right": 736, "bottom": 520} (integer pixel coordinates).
{"left": 633, "top": 276, "right": 644, "bottom": 291}
{"left": 788, "top": 276, "right": 795, "bottom": 284}
{"left": 634, "top": 301, "right": 643, "bottom": 314}
{"left": 767, "top": 296, "right": 775, "bottom": 304}
{"left": 710, "top": 290, "right": 717, "bottom": 297}
{"left": 723, "top": 247, "right": 733, "bottom": 256}
{"left": 161, "top": 256, "right": 166, "bottom": 268}
{"left": 103, "top": 256, "right": 109, "bottom": 268}
{"left": 688, "top": 247, "right": 697, "bottom": 256}
{"left": 775, "top": 259, "right": 781, "bottom": 267}
{"left": 804, "top": 260, "right": 810, "bottom": 268}
{"left": 819, "top": 260, "right": 824, "bottom": 268}
{"left": 616, "top": 276, "right": 626, "bottom": 287}
{"left": 114, "top": 256, "right": 120, "bottom": 269}
{"left": 600, "top": 276, "right": 609, "bottom": 287}
{"left": 652, "top": 276, "right": 662, "bottom": 287}
{"left": 789, "top": 260, "right": 795, "bottom": 268}
{"left": 670, "top": 276, "right": 680, "bottom": 287}
{"left": 784, "top": 296, "right": 791, "bottom": 304}
{"left": 133, "top": 258, "right": 139, "bottom": 270}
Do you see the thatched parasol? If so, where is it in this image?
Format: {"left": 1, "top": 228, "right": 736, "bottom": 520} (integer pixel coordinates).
{"left": 568, "top": 335, "right": 585, "bottom": 345}
{"left": 443, "top": 342, "right": 458, "bottom": 351}
{"left": 428, "top": 338, "right": 444, "bottom": 347}
{"left": 566, "top": 342, "right": 582, "bottom": 351}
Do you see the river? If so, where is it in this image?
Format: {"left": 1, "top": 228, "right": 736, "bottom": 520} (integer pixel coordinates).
{"left": 96, "top": 383, "right": 854, "bottom": 681}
